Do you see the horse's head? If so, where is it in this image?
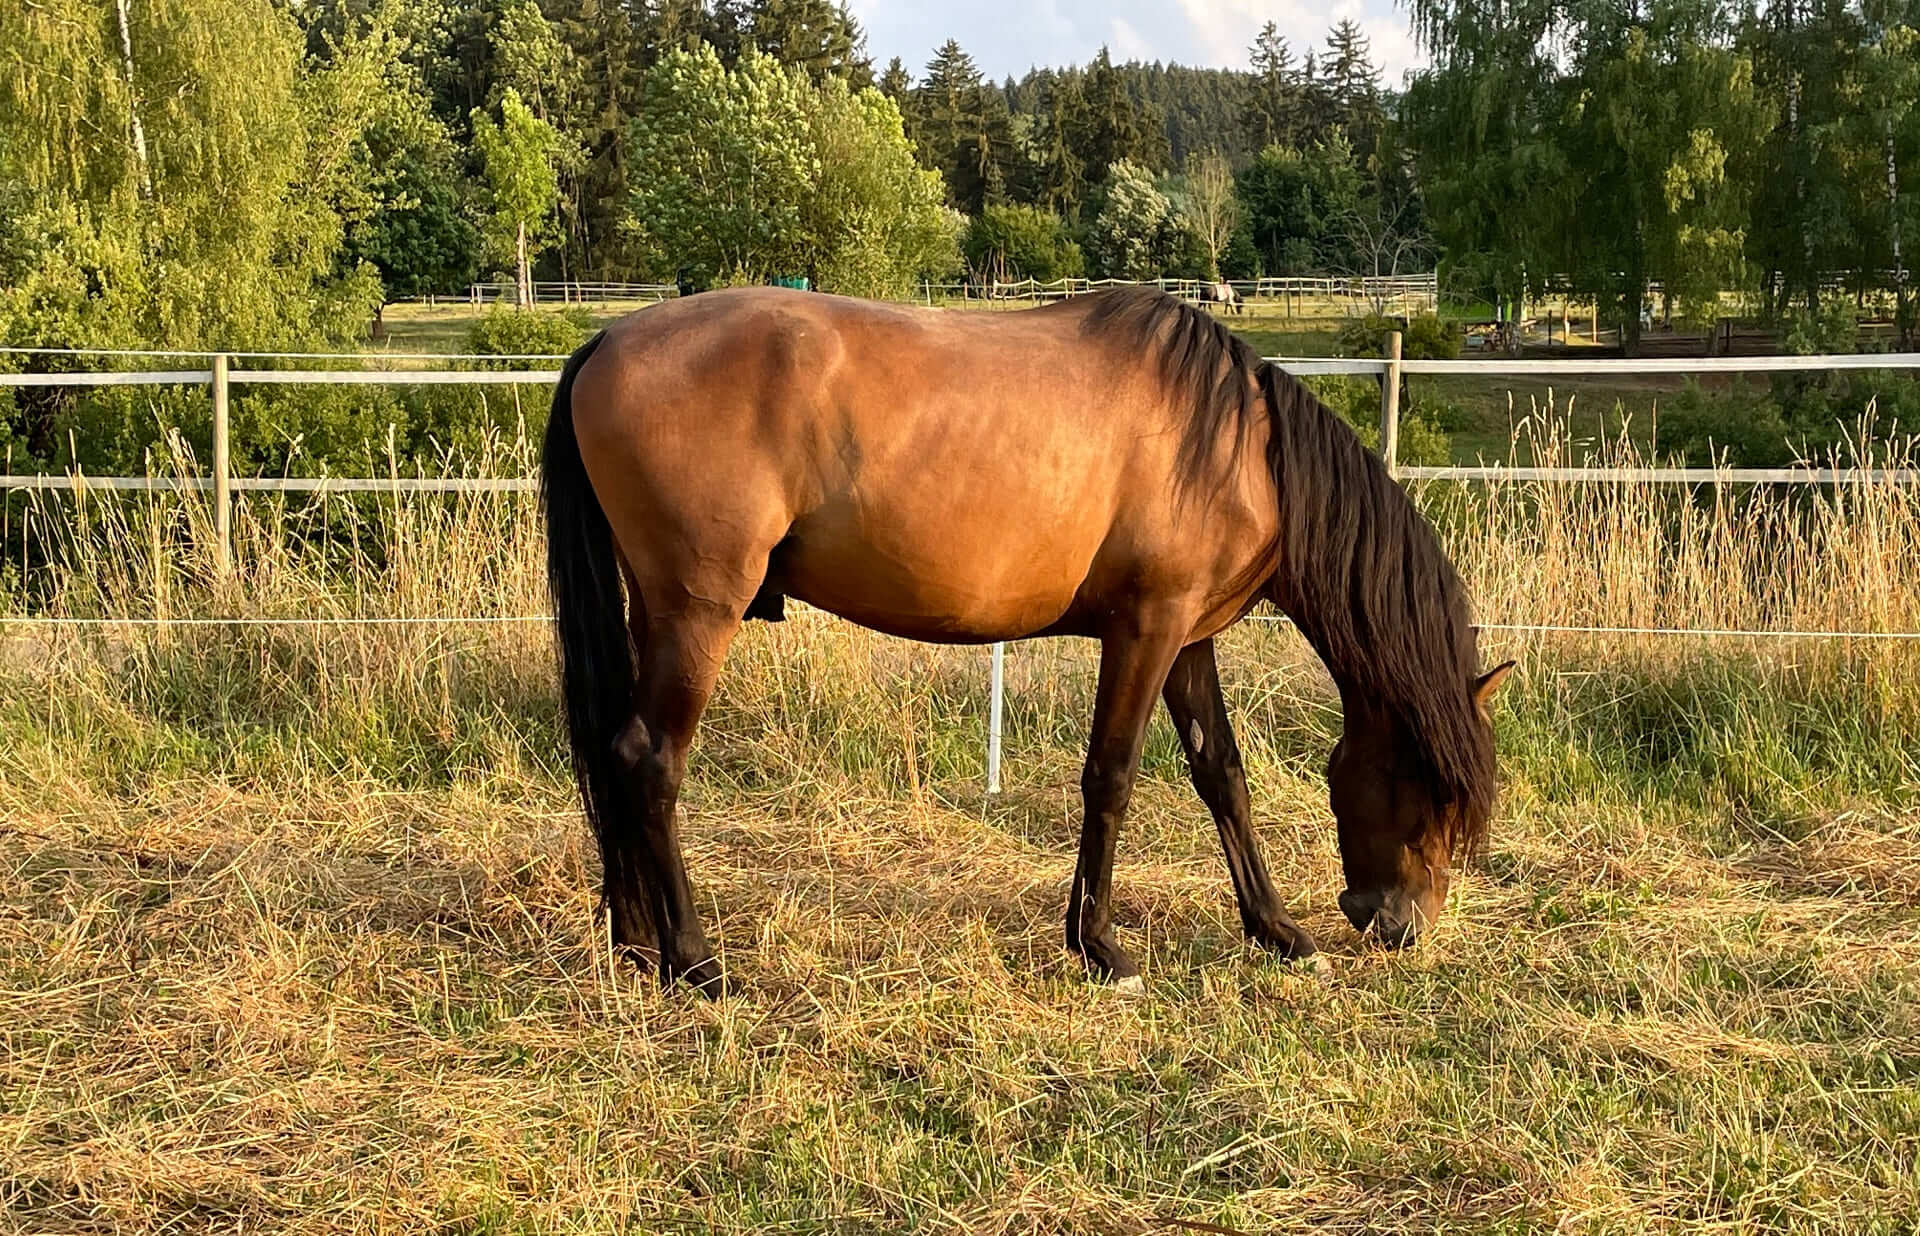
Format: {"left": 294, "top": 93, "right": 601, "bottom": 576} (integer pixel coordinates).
{"left": 1328, "top": 662, "right": 1512, "bottom": 947}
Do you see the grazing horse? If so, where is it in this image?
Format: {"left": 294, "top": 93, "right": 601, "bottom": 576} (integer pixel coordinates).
{"left": 1196, "top": 281, "right": 1244, "bottom": 315}
{"left": 542, "top": 286, "right": 1512, "bottom": 994}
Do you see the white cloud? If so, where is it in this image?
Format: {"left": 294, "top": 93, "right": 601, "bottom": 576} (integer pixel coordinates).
{"left": 845, "top": 0, "right": 1427, "bottom": 83}
{"left": 1171, "top": 0, "right": 1427, "bottom": 80}
{"left": 1037, "top": 0, "right": 1079, "bottom": 43}
{"left": 1109, "top": 16, "right": 1155, "bottom": 62}
{"left": 846, "top": 0, "right": 1086, "bottom": 76}
{"left": 1174, "top": 0, "right": 1310, "bottom": 65}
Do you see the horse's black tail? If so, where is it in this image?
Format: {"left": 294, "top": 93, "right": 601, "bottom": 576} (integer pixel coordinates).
{"left": 540, "top": 330, "right": 628, "bottom": 845}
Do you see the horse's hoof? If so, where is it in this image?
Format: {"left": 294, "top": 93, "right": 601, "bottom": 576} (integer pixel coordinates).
{"left": 1115, "top": 974, "right": 1147, "bottom": 997}
{"left": 1252, "top": 923, "right": 1319, "bottom": 961}
{"left": 671, "top": 957, "right": 733, "bottom": 999}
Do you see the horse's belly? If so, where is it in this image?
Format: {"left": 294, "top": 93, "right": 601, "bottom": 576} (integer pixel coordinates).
{"left": 776, "top": 500, "right": 1097, "bottom": 642}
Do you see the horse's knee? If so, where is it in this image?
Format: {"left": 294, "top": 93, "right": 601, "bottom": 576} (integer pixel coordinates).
{"left": 1080, "top": 757, "right": 1135, "bottom": 813}
{"left": 1079, "top": 759, "right": 1112, "bottom": 800}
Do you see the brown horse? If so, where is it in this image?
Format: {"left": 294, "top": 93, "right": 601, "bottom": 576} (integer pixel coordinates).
{"left": 542, "top": 285, "right": 1512, "bottom": 994}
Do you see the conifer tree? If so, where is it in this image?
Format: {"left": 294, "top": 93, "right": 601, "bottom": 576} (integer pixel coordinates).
{"left": 878, "top": 56, "right": 911, "bottom": 102}
{"left": 1244, "top": 22, "right": 1300, "bottom": 150}
{"left": 1323, "top": 19, "right": 1382, "bottom": 156}
{"left": 911, "top": 40, "right": 1015, "bottom": 214}
{"left": 739, "top": 0, "right": 872, "bottom": 86}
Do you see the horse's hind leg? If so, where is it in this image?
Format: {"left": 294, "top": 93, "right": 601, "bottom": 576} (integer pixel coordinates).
{"left": 1162, "top": 639, "right": 1316, "bottom": 960}
{"left": 610, "top": 584, "right": 750, "bottom": 996}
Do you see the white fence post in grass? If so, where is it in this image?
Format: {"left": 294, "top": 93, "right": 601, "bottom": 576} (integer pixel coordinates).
{"left": 987, "top": 641, "right": 1005, "bottom": 794}
{"left": 1381, "top": 330, "right": 1404, "bottom": 478}
{"left": 211, "top": 352, "right": 231, "bottom": 574}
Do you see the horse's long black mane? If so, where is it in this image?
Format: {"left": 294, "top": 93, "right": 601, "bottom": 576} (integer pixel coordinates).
{"left": 1082, "top": 286, "right": 1495, "bottom": 852}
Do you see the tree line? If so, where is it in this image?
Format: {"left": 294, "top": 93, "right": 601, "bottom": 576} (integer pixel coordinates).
{"left": 1403, "top": 0, "right": 1920, "bottom": 349}
{"left": 0, "top": 0, "right": 1423, "bottom": 356}
{"left": 2, "top": 0, "right": 1918, "bottom": 358}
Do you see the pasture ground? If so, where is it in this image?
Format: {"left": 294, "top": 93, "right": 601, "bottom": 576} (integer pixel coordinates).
{"left": 3, "top": 422, "right": 1917, "bottom": 1233}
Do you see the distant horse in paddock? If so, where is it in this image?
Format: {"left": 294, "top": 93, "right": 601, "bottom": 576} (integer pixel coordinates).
{"left": 542, "top": 286, "right": 1513, "bottom": 995}
{"left": 1195, "top": 281, "right": 1244, "bottom": 315}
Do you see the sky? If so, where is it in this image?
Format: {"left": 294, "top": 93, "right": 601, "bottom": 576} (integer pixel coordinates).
{"left": 843, "top": 0, "right": 1428, "bottom": 89}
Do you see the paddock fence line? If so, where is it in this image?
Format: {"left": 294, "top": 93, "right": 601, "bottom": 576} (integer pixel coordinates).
{"left": 462, "top": 281, "right": 679, "bottom": 306}
{"left": 916, "top": 273, "right": 1438, "bottom": 312}
{"left": 7, "top": 341, "right": 1920, "bottom": 790}
{"left": 13, "top": 347, "right": 1920, "bottom": 505}
{"left": 391, "top": 273, "right": 1435, "bottom": 311}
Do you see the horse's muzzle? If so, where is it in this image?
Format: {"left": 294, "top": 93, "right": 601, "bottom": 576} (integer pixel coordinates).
{"left": 1338, "top": 889, "right": 1419, "bottom": 949}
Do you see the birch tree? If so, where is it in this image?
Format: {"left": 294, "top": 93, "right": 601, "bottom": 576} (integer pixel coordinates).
{"left": 472, "top": 88, "right": 567, "bottom": 308}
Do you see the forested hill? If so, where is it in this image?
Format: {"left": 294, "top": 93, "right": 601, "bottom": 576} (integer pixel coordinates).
{"left": 1004, "top": 63, "right": 1265, "bottom": 170}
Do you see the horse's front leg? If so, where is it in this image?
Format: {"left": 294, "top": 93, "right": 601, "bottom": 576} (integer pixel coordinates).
{"left": 1162, "top": 639, "right": 1317, "bottom": 960}
{"left": 1065, "top": 625, "right": 1185, "bottom": 991}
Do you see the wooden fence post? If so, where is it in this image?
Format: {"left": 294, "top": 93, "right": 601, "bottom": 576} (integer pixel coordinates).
{"left": 1381, "top": 330, "right": 1403, "bottom": 478}
{"left": 212, "top": 352, "right": 231, "bottom": 574}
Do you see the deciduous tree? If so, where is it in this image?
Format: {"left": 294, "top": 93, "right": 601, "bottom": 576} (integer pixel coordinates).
{"left": 629, "top": 47, "right": 957, "bottom": 296}
{"left": 1179, "top": 151, "right": 1240, "bottom": 279}
{"left": 472, "top": 88, "right": 570, "bottom": 308}
{"left": 1558, "top": 6, "right": 1768, "bottom": 349}
{"left": 1086, "top": 159, "right": 1177, "bottom": 279}
{"left": 1237, "top": 137, "right": 1365, "bottom": 274}
{"left": 963, "top": 204, "right": 1085, "bottom": 282}
{"left": 0, "top": 0, "right": 386, "bottom": 352}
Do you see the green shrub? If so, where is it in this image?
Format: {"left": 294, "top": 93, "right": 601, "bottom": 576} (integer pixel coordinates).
{"left": 963, "top": 204, "right": 1085, "bottom": 282}
{"left": 229, "top": 385, "right": 407, "bottom": 478}
{"left": 1403, "top": 313, "right": 1462, "bottom": 360}
{"left": 13, "top": 365, "right": 550, "bottom": 482}
{"left": 1322, "top": 314, "right": 1458, "bottom": 465}
{"left": 1782, "top": 302, "right": 1860, "bottom": 357}
{"left": 1163, "top": 222, "right": 1216, "bottom": 281}
{"left": 1658, "top": 372, "right": 1920, "bottom": 466}
{"left": 464, "top": 305, "right": 594, "bottom": 359}
{"left": 0, "top": 388, "right": 17, "bottom": 463}
{"left": 1305, "top": 375, "right": 1451, "bottom": 467}
{"left": 1423, "top": 396, "right": 1479, "bottom": 434}
{"left": 1336, "top": 313, "right": 1460, "bottom": 361}
{"left": 1394, "top": 412, "right": 1452, "bottom": 466}
{"left": 40, "top": 386, "right": 210, "bottom": 475}
{"left": 1657, "top": 381, "right": 1792, "bottom": 465}
{"left": 227, "top": 386, "right": 543, "bottom": 480}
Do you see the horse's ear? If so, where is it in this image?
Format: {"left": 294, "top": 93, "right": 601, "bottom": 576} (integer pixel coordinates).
{"left": 1473, "top": 661, "right": 1516, "bottom": 716}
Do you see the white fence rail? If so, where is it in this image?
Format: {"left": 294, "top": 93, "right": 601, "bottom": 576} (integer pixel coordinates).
{"left": 464, "top": 281, "right": 679, "bottom": 306}
{"left": 10, "top": 347, "right": 1920, "bottom": 499}
{"left": 8, "top": 342, "right": 1920, "bottom": 791}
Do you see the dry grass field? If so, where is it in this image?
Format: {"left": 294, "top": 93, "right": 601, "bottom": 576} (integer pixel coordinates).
{"left": 3, "top": 416, "right": 1919, "bottom": 1233}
